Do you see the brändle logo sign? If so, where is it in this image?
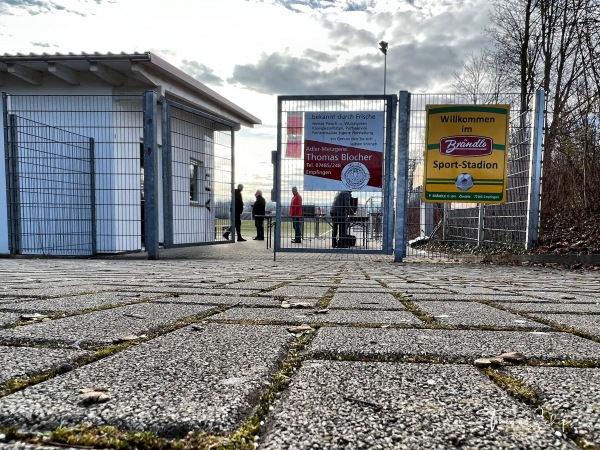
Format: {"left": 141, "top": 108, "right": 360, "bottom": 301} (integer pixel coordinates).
{"left": 439, "top": 136, "right": 493, "bottom": 157}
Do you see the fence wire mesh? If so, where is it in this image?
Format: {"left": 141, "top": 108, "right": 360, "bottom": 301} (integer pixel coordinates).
{"left": 2, "top": 94, "right": 236, "bottom": 256}
{"left": 164, "top": 101, "right": 233, "bottom": 247}
{"left": 5, "top": 115, "right": 94, "bottom": 255}
{"left": 276, "top": 96, "right": 394, "bottom": 254}
{"left": 406, "top": 93, "right": 539, "bottom": 258}
{"left": 4, "top": 94, "right": 143, "bottom": 255}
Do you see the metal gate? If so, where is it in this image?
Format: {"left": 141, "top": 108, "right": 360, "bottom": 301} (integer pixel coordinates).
{"left": 159, "top": 97, "right": 234, "bottom": 250}
{"left": 274, "top": 95, "right": 397, "bottom": 255}
{"left": 4, "top": 112, "right": 95, "bottom": 256}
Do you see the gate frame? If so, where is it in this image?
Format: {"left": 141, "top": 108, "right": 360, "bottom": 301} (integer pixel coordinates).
{"left": 274, "top": 94, "right": 397, "bottom": 258}
{"left": 154, "top": 95, "right": 238, "bottom": 256}
{"left": 394, "top": 91, "right": 411, "bottom": 262}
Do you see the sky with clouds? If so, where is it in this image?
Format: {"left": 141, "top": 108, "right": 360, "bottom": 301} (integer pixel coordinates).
{"left": 0, "top": 0, "right": 493, "bottom": 193}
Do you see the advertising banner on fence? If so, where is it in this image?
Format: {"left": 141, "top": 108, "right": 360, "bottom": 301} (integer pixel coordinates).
{"left": 423, "top": 104, "right": 510, "bottom": 203}
{"left": 303, "top": 111, "right": 384, "bottom": 191}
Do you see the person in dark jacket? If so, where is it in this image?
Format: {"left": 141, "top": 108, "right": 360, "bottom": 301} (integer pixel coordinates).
{"left": 223, "top": 184, "right": 246, "bottom": 241}
{"left": 252, "top": 189, "right": 266, "bottom": 240}
{"left": 331, "top": 190, "right": 352, "bottom": 248}
{"left": 234, "top": 184, "right": 246, "bottom": 241}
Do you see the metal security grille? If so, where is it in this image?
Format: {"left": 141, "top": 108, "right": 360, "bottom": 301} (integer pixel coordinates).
{"left": 4, "top": 114, "right": 95, "bottom": 255}
{"left": 275, "top": 95, "right": 396, "bottom": 255}
{"left": 3, "top": 94, "right": 144, "bottom": 255}
{"left": 404, "top": 91, "right": 544, "bottom": 258}
{"left": 161, "top": 99, "right": 233, "bottom": 248}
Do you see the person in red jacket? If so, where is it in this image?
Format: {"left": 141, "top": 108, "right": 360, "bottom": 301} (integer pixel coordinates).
{"left": 289, "top": 186, "right": 303, "bottom": 243}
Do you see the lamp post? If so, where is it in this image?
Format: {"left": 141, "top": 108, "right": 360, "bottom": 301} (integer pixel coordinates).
{"left": 379, "top": 41, "right": 388, "bottom": 95}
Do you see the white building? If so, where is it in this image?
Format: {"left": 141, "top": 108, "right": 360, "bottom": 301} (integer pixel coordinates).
{"left": 0, "top": 52, "right": 260, "bottom": 256}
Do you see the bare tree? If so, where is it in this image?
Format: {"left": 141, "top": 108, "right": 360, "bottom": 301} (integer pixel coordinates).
{"left": 451, "top": 50, "right": 509, "bottom": 104}
{"left": 462, "top": 0, "right": 600, "bottom": 244}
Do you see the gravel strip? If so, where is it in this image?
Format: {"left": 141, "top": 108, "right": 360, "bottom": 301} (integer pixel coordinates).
{"left": 260, "top": 361, "right": 574, "bottom": 449}
{"left": 308, "top": 327, "right": 600, "bottom": 362}
{"left": 0, "top": 324, "right": 294, "bottom": 437}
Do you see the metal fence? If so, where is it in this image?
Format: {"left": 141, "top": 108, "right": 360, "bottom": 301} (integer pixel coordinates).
{"left": 2, "top": 93, "right": 236, "bottom": 257}
{"left": 275, "top": 95, "right": 396, "bottom": 255}
{"left": 3, "top": 94, "right": 143, "bottom": 255}
{"left": 404, "top": 91, "right": 544, "bottom": 258}
{"left": 4, "top": 113, "right": 95, "bottom": 255}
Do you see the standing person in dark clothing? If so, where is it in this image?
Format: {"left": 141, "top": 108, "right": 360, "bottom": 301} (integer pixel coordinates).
{"left": 234, "top": 184, "right": 246, "bottom": 241}
{"left": 252, "top": 189, "right": 266, "bottom": 240}
{"left": 224, "top": 184, "right": 246, "bottom": 241}
{"left": 331, "top": 190, "right": 352, "bottom": 248}
{"left": 289, "top": 186, "right": 303, "bottom": 243}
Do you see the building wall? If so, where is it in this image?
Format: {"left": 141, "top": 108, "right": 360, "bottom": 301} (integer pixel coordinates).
{"left": 170, "top": 107, "right": 216, "bottom": 244}
{"left": 0, "top": 77, "right": 145, "bottom": 254}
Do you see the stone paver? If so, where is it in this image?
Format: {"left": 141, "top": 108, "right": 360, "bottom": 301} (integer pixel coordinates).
{"left": 0, "top": 324, "right": 293, "bottom": 436}
{"left": 506, "top": 302, "right": 600, "bottom": 313}
{"left": 210, "top": 307, "right": 422, "bottom": 325}
{"left": 260, "top": 361, "right": 573, "bottom": 449}
{"left": 504, "top": 366, "right": 600, "bottom": 447}
{"left": 530, "top": 313, "right": 600, "bottom": 337}
{"left": 404, "top": 293, "right": 543, "bottom": 302}
{"left": 260, "top": 285, "right": 331, "bottom": 299}
{"left": 0, "top": 251, "right": 597, "bottom": 449}
{"left": 153, "top": 294, "right": 283, "bottom": 308}
{"left": 0, "top": 312, "right": 23, "bottom": 327}
{"left": 308, "top": 327, "right": 600, "bottom": 361}
{"left": 0, "top": 292, "right": 160, "bottom": 314}
{"left": 0, "top": 302, "right": 215, "bottom": 347}
{"left": 414, "top": 301, "right": 548, "bottom": 328}
{"left": 328, "top": 292, "right": 405, "bottom": 310}
{"left": 0, "top": 346, "right": 88, "bottom": 385}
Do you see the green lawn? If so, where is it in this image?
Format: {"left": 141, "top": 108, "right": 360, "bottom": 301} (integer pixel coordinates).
{"left": 238, "top": 219, "right": 333, "bottom": 239}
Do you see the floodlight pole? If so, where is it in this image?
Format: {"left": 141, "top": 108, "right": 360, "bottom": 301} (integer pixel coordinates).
{"left": 379, "top": 41, "right": 388, "bottom": 95}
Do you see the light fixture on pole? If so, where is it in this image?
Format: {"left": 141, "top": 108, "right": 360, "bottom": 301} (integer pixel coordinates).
{"left": 379, "top": 40, "right": 388, "bottom": 95}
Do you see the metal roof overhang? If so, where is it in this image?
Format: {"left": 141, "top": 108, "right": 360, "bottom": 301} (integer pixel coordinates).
{"left": 0, "top": 52, "right": 261, "bottom": 128}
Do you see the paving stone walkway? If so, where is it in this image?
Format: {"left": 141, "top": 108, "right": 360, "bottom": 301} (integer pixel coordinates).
{"left": 0, "top": 242, "right": 598, "bottom": 449}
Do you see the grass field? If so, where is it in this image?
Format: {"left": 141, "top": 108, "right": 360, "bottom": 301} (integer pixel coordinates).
{"left": 237, "top": 219, "right": 334, "bottom": 240}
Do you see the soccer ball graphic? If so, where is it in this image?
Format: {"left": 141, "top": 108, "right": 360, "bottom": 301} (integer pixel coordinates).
{"left": 455, "top": 173, "right": 474, "bottom": 191}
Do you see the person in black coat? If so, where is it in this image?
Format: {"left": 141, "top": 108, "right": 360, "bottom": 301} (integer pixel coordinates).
{"left": 234, "top": 184, "right": 246, "bottom": 241}
{"left": 331, "top": 190, "right": 353, "bottom": 248}
{"left": 252, "top": 189, "right": 266, "bottom": 240}
{"left": 224, "top": 184, "right": 246, "bottom": 241}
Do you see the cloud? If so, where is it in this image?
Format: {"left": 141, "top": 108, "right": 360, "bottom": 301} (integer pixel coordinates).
{"left": 30, "top": 41, "right": 54, "bottom": 48}
{"left": 0, "top": 0, "right": 101, "bottom": 16}
{"left": 181, "top": 60, "right": 225, "bottom": 87}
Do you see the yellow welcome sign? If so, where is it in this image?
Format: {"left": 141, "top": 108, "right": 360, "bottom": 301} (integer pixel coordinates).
{"left": 423, "top": 104, "right": 510, "bottom": 203}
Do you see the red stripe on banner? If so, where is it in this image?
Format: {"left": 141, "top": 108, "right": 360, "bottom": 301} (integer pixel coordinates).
{"left": 286, "top": 140, "right": 302, "bottom": 158}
